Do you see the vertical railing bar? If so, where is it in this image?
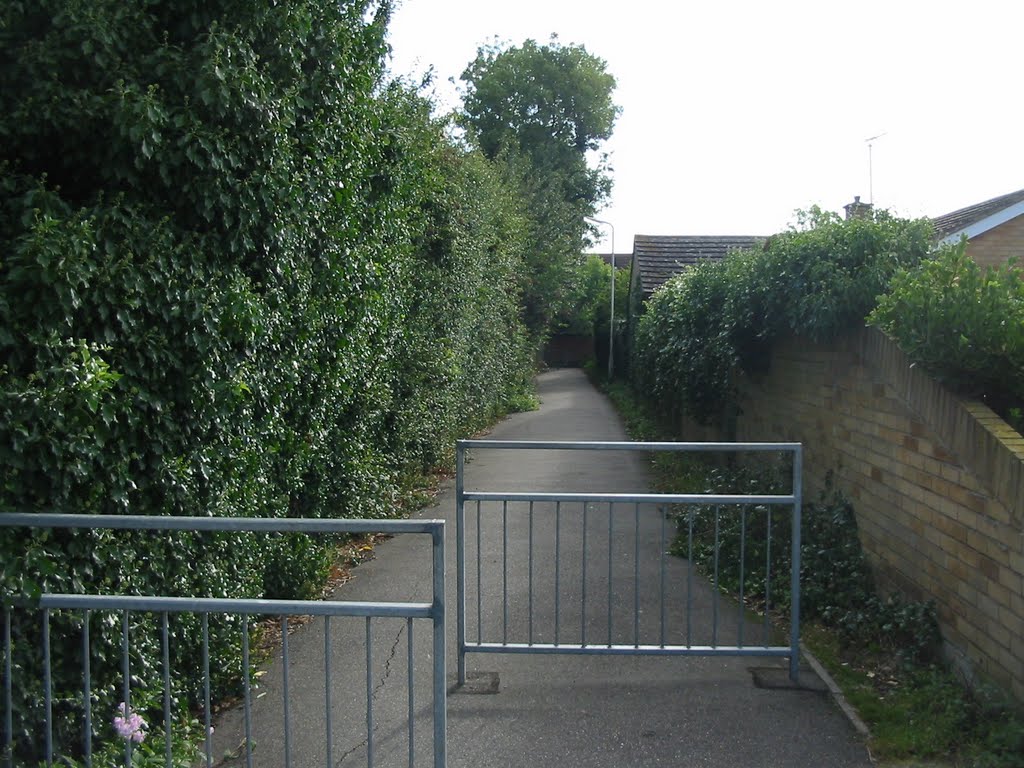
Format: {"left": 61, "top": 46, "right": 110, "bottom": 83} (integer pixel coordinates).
{"left": 528, "top": 501, "right": 534, "bottom": 645}
{"left": 43, "top": 609, "right": 52, "bottom": 767}
{"left": 282, "top": 617, "right": 291, "bottom": 768}
{"left": 475, "top": 500, "right": 482, "bottom": 646}
{"left": 739, "top": 507, "right": 746, "bottom": 649}
{"left": 122, "top": 609, "right": 130, "bottom": 768}
{"left": 554, "top": 501, "right": 561, "bottom": 645}
{"left": 432, "top": 522, "right": 447, "bottom": 768}
{"left": 765, "top": 506, "right": 772, "bottom": 646}
{"left": 202, "top": 614, "right": 212, "bottom": 768}
{"left": 3, "top": 606, "right": 11, "bottom": 768}
{"left": 406, "top": 618, "right": 414, "bottom": 768}
{"left": 687, "top": 508, "right": 694, "bottom": 648}
{"left": 659, "top": 507, "right": 666, "bottom": 648}
{"left": 713, "top": 506, "right": 720, "bottom": 648}
{"left": 366, "top": 618, "right": 374, "bottom": 768}
{"left": 502, "top": 500, "right": 508, "bottom": 646}
{"left": 581, "top": 502, "right": 588, "bottom": 646}
{"left": 607, "top": 502, "right": 613, "bottom": 647}
{"left": 83, "top": 609, "right": 92, "bottom": 767}
{"left": 633, "top": 503, "right": 640, "bottom": 648}
{"left": 790, "top": 447, "right": 804, "bottom": 683}
{"left": 162, "top": 612, "right": 172, "bottom": 767}
{"left": 456, "top": 442, "right": 467, "bottom": 686}
{"left": 325, "top": 615, "right": 332, "bottom": 768}
{"left": 242, "top": 614, "right": 253, "bottom": 768}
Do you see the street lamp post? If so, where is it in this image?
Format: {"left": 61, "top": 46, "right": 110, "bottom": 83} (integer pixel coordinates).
{"left": 586, "top": 216, "right": 615, "bottom": 379}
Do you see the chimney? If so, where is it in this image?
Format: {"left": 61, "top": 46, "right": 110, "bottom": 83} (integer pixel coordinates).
{"left": 844, "top": 195, "right": 873, "bottom": 220}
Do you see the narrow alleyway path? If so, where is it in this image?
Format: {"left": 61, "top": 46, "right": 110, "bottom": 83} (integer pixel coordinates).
{"left": 211, "top": 368, "right": 871, "bottom": 767}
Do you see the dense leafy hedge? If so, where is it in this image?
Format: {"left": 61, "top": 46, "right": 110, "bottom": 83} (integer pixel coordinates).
{"left": 0, "top": 1, "right": 535, "bottom": 760}
{"left": 869, "top": 244, "right": 1024, "bottom": 415}
{"left": 632, "top": 206, "right": 1023, "bottom": 431}
{"left": 633, "top": 209, "right": 933, "bottom": 426}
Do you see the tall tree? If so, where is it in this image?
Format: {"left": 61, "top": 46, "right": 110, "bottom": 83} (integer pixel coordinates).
{"left": 459, "top": 37, "right": 619, "bottom": 340}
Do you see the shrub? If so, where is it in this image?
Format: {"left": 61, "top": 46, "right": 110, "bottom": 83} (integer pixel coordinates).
{"left": 633, "top": 210, "right": 933, "bottom": 426}
{"left": 869, "top": 243, "right": 1024, "bottom": 419}
{"left": 261, "top": 533, "right": 331, "bottom": 601}
{"left": 669, "top": 461, "right": 940, "bottom": 664}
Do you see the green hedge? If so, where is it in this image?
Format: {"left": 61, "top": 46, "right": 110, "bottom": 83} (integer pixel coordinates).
{"left": 632, "top": 209, "right": 933, "bottom": 426}
{"left": 869, "top": 244, "right": 1024, "bottom": 415}
{"left": 0, "top": 1, "right": 534, "bottom": 761}
{"left": 631, "top": 207, "right": 1023, "bottom": 431}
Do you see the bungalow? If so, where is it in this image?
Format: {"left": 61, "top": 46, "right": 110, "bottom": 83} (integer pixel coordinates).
{"left": 627, "top": 187, "right": 1024, "bottom": 304}
{"left": 628, "top": 234, "right": 765, "bottom": 302}
{"left": 931, "top": 187, "right": 1024, "bottom": 269}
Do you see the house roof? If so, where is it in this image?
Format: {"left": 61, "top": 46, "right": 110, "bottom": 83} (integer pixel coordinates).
{"left": 589, "top": 252, "right": 633, "bottom": 269}
{"left": 632, "top": 235, "right": 764, "bottom": 297}
{"left": 585, "top": 252, "right": 630, "bottom": 270}
{"left": 932, "top": 187, "right": 1024, "bottom": 244}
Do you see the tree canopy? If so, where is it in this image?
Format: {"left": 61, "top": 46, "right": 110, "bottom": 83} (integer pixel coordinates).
{"left": 460, "top": 37, "right": 619, "bottom": 163}
{"left": 459, "top": 37, "right": 620, "bottom": 340}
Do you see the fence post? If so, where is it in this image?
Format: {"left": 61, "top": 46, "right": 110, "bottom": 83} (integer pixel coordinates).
{"left": 789, "top": 445, "right": 803, "bottom": 683}
{"left": 456, "top": 441, "right": 467, "bottom": 687}
{"left": 432, "top": 523, "right": 447, "bottom": 768}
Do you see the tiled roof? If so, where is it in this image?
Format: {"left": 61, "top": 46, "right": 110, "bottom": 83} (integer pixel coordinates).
{"left": 932, "top": 188, "right": 1024, "bottom": 239}
{"left": 632, "top": 235, "right": 764, "bottom": 296}
{"left": 590, "top": 252, "right": 633, "bottom": 270}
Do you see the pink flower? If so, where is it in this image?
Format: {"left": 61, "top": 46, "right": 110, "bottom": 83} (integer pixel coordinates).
{"left": 113, "top": 702, "right": 147, "bottom": 743}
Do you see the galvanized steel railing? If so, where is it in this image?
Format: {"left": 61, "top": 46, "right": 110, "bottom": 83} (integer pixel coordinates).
{"left": 455, "top": 440, "right": 803, "bottom": 684}
{"left": 0, "top": 514, "right": 447, "bottom": 768}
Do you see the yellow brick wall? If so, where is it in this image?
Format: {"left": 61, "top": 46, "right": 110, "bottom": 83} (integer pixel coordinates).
{"left": 965, "top": 214, "right": 1024, "bottom": 269}
{"left": 681, "top": 327, "right": 1024, "bottom": 700}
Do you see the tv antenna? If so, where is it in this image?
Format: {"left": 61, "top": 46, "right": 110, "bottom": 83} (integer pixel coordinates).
{"left": 865, "top": 132, "right": 887, "bottom": 205}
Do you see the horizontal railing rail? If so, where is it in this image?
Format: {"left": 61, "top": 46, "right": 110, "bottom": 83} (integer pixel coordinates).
{"left": 463, "top": 491, "right": 796, "bottom": 505}
{"left": 0, "top": 512, "right": 442, "bottom": 535}
{"left": 460, "top": 440, "right": 802, "bottom": 452}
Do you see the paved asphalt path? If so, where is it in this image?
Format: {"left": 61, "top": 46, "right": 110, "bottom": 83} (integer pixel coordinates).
{"left": 210, "top": 368, "right": 872, "bottom": 767}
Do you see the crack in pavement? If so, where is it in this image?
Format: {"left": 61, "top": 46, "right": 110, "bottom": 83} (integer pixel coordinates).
{"left": 336, "top": 621, "right": 407, "bottom": 766}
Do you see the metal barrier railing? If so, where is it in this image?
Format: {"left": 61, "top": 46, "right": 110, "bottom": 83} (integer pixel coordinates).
{"left": 455, "top": 440, "right": 803, "bottom": 684}
{"left": 0, "top": 514, "right": 446, "bottom": 768}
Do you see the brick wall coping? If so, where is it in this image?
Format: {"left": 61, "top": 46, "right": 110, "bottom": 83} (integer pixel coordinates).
{"left": 855, "top": 326, "right": 1024, "bottom": 527}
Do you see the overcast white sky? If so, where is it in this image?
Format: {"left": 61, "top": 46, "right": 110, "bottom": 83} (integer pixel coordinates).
{"left": 385, "top": 0, "right": 1023, "bottom": 252}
